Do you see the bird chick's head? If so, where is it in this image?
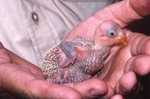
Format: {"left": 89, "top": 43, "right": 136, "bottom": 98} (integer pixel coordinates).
{"left": 94, "top": 21, "right": 128, "bottom": 48}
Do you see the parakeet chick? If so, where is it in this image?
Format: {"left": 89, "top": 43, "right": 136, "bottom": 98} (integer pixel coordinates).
{"left": 41, "top": 21, "right": 128, "bottom": 84}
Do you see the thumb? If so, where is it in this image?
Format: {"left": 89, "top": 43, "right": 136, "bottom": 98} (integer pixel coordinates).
{"left": 94, "top": 0, "right": 150, "bottom": 27}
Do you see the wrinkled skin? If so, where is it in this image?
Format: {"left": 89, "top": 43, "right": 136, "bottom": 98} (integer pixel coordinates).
{"left": 0, "top": 45, "right": 108, "bottom": 99}
{"left": 42, "top": 39, "right": 111, "bottom": 84}
{"left": 0, "top": 0, "right": 150, "bottom": 99}
{"left": 42, "top": 0, "right": 150, "bottom": 98}
{"left": 42, "top": 21, "right": 127, "bottom": 84}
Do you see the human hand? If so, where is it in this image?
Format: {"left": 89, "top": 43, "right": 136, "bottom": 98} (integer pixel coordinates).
{"left": 0, "top": 43, "right": 107, "bottom": 99}
{"left": 106, "top": 31, "right": 150, "bottom": 99}
{"left": 51, "top": 0, "right": 150, "bottom": 98}
{"left": 92, "top": 0, "right": 150, "bottom": 98}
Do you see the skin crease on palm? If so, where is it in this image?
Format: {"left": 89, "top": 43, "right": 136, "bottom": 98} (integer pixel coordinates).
{"left": 0, "top": 0, "right": 149, "bottom": 99}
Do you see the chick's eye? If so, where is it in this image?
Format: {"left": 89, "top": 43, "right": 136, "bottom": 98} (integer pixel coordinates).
{"left": 107, "top": 29, "right": 118, "bottom": 38}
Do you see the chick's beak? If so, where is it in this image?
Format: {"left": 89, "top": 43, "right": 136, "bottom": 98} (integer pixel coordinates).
{"left": 115, "top": 36, "right": 128, "bottom": 46}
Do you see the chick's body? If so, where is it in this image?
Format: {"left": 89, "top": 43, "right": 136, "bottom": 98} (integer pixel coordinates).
{"left": 41, "top": 21, "right": 127, "bottom": 84}
{"left": 42, "top": 41, "right": 110, "bottom": 84}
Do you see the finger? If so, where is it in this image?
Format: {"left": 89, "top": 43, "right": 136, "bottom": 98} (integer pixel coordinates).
{"left": 125, "top": 32, "right": 150, "bottom": 75}
{"left": 4, "top": 48, "right": 44, "bottom": 78}
{"left": 130, "top": 0, "right": 150, "bottom": 16}
{"left": 116, "top": 72, "right": 137, "bottom": 94}
{"left": 128, "top": 32, "right": 150, "bottom": 55}
{"left": 94, "top": 0, "right": 150, "bottom": 27}
{"left": 0, "top": 42, "right": 41, "bottom": 73}
{"left": 25, "top": 80, "right": 81, "bottom": 99}
{"left": 132, "top": 55, "right": 150, "bottom": 75}
{"left": 68, "top": 79, "right": 107, "bottom": 98}
{"left": 0, "top": 63, "right": 81, "bottom": 99}
{"left": 111, "top": 94, "right": 124, "bottom": 99}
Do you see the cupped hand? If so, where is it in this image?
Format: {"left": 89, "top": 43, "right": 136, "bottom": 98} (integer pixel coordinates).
{"left": 102, "top": 30, "right": 150, "bottom": 98}
{"left": 64, "top": 0, "right": 150, "bottom": 98}
{"left": 1, "top": 0, "right": 150, "bottom": 98}
{"left": 94, "top": 0, "right": 150, "bottom": 98}
{"left": 0, "top": 43, "right": 107, "bottom": 99}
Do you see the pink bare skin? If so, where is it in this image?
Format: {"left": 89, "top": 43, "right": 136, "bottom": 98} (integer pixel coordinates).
{"left": 66, "top": 0, "right": 150, "bottom": 98}
{"left": 97, "top": 0, "right": 150, "bottom": 98}
{"left": 0, "top": 0, "right": 150, "bottom": 99}
{"left": 0, "top": 44, "right": 107, "bottom": 99}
